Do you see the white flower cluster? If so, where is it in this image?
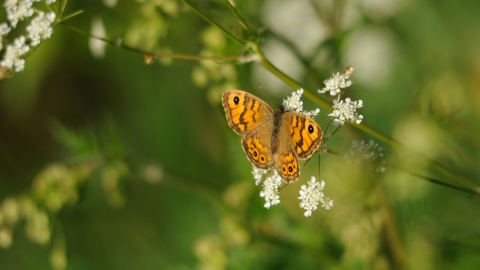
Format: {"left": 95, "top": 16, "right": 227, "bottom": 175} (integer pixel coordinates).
{"left": 5, "top": 0, "right": 35, "bottom": 28}
{"left": 0, "top": 0, "right": 57, "bottom": 74}
{"left": 329, "top": 98, "right": 364, "bottom": 126}
{"left": 319, "top": 67, "right": 353, "bottom": 96}
{"left": 27, "top": 11, "right": 56, "bottom": 46}
{"left": 345, "top": 140, "right": 386, "bottom": 172}
{"left": 283, "top": 88, "right": 320, "bottom": 118}
{"left": 0, "top": 22, "right": 12, "bottom": 37}
{"left": 0, "top": 36, "right": 29, "bottom": 72}
{"left": 259, "top": 170, "right": 282, "bottom": 209}
{"left": 298, "top": 177, "right": 333, "bottom": 217}
{"left": 252, "top": 167, "right": 268, "bottom": 186}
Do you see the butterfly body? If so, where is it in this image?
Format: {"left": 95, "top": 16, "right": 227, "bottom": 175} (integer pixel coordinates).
{"left": 222, "top": 90, "right": 323, "bottom": 182}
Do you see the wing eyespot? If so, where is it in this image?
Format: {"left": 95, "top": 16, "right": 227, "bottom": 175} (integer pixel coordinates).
{"left": 308, "top": 124, "right": 314, "bottom": 133}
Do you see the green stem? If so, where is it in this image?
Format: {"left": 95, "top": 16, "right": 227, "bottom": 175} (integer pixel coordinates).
{"left": 60, "top": 0, "right": 68, "bottom": 17}
{"left": 372, "top": 175, "right": 406, "bottom": 269}
{"left": 60, "top": 9, "right": 84, "bottom": 21}
{"left": 268, "top": 29, "right": 325, "bottom": 87}
{"left": 224, "top": 0, "right": 252, "bottom": 36}
{"left": 252, "top": 43, "right": 332, "bottom": 110}
{"left": 181, "top": 0, "right": 247, "bottom": 48}
{"left": 398, "top": 167, "right": 478, "bottom": 195}
{"left": 330, "top": 125, "right": 342, "bottom": 136}
{"left": 60, "top": 23, "right": 247, "bottom": 62}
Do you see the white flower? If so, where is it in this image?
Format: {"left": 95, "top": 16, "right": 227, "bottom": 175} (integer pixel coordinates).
{"left": 299, "top": 177, "right": 331, "bottom": 217}
{"left": 319, "top": 70, "right": 353, "bottom": 96}
{"left": 5, "top": 0, "right": 35, "bottom": 28}
{"left": 252, "top": 167, "right": 268, "bottom": 186}
{"left": 283, "top": 89, "right": 320, "bottom": 117}
{"left": 103, "top": 0, "right": 118, "bottom": 8}
{"left": 0, "top": 36, "right": 30, "bottom": 72}
{"left": 0, "top": 23, "right": 11, "bottom": 36}
{"left": 89, "top": 16, "right": 106, "bottom": 59}
{"left": 259, "top": 170, "right": 282, "bottom": 209}
{"left": 303, "top": 108, "right": 320, "bottom": 118}
{"left": 283, "top": 88, "right": 304, "bottom": 112}
{"left": 46, "top": 0, "right": 56, "bottom": 4}
{"left": 26, "top": 12, "right": 56, "bottom": 46}
{"left": 344, "top": 140, "right": 385, "bottom": 172}
{"left": 328, "top": 98, "right": 363, "bottom": 126}
{"left": 320, "top": 197, "right": 333, "bottom": 210}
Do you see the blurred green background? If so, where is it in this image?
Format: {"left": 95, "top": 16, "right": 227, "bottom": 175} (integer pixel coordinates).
{"left": 1, "top": 0, "right": 480, "bottom": 269}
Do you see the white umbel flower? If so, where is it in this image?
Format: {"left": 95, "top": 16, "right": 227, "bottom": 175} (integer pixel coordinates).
{"left": 320, "top": 197, "right": 333, "bottom": 210}
{"left": 344, "top": 140, "right": 385, "bottom": 172}
{"left": 319, "top": 67, "right": 354, "bottom": 96}
{"left": 328, "top": 98, "right": 363, "bottom": 126}
{"left": 45, "top": 0, "right": 57, "bottom": 4}
{"left": 0, "top": 36, "right": 30, "bottom": 72}
{"left": 252, "top": 167, "right": 268, "bottom": 186}
{"left": 0, "top": 23, "right": 11, "bottom": 36}
{"left": 283, "top": 89, "right": 320, "bottom": 118}
{"left": 299, "top": 177, "right": 332, "bottom": 217}
{"left": 5, "top": 0, "right": 35, "bottom": 28}
{"left": 27, "top": 12, "right": 56, "bottom": 46}
{"left": 259, "top": 171, "right": 282, "bottom": 209}
{"left": 283, "top": 88, "right": 304, "bottom": 112}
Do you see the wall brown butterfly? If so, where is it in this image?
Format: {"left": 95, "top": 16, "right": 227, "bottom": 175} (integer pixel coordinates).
{"left": 222, "top": 90, "right": 322, "bottom": 182}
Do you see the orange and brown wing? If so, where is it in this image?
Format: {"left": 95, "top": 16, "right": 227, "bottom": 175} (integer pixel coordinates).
{"left": 282, "top": 112, "right": 322, "bottom": 159}
{"left": 276, "top": 148, "right": 300, "bottom": 182}
{"left": 275, "top": 125, "right": 301, "bottom": 182}
{"left": 222, "top": 90, "right": 274, "bottom": 134}
{"left": 242, "top": 123, "right": 275, "bottom": 169}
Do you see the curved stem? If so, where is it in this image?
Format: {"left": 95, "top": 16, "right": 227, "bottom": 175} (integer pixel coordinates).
{"left": 224, "top": 0, "right": 252, "bottom": 36}
{"left": 181, "top": 0, "right": 247, "bottom": 48}
{"left": 252, "top": 43, "right": 332, "bottom": 109}
{"left": 60, "top": 22, "right": 248, "bottom": 62}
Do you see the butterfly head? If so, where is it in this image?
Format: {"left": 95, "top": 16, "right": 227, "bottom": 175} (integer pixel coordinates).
{"left": 275, "top": 104, "right": 285, "bottom": 114}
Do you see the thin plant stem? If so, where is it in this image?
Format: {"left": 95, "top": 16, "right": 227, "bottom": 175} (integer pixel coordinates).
{"left": 318, "top": 154, "right": 321, "bottom": 180}
{"left": 61, "top": 9, "right": 84, "bottom": 21}
{"left": 327, "top": 148, "right": 478, "bottom": 196}
{"left": 330, "top": 125, "right": 342, "bottom": 136}
{"left": 224, "top": 0, "right": 252, "bottom": 36}
{"left": 396, "top": 167, "right": 478, "bottom": 196}
{"left": 60, "top": 23, "right": 246, "bottom": 62}
{"left": 60, "top": 0, "right": 68, "bottom": 17}
{"left": 324, "top": 118, "right": 332, "bottom": 134}
{"left": 181, "top": 0, "right": 247, "bottom": 48}
{"left": 372, "top": 175, "right": 406, "bottom": 269}
{"left": 267, "top": 29, "right": 325, "bottom": 87}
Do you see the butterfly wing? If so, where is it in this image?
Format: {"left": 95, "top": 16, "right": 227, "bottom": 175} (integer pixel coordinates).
{"left": 276, "top": 124, "right": 301, "bottom": 182}
{"left": 275, "top": 113, "right": 322, "bottom": 182}
{"left": 222, "top": 90, "right": 275, "bottom": 169}
{"left": 282, "top": 112, "right": 322, "bottom": 159}
{"left": 242, "top": 122, "right": 275, "bottom": 169}
{"left": 222, "top": 90, "right": 274, "bottom": 134}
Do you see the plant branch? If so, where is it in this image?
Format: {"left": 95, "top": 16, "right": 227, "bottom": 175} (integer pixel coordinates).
{"left": 181, "top": 0, "right": 247, "bottom": 48}
{"left": 60, "top": 22, "right": 249, "bottom": 62}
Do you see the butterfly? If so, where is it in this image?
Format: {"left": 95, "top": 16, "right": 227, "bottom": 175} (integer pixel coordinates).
{"left": 222, "top": 90, "right": 323, "bottom": 182}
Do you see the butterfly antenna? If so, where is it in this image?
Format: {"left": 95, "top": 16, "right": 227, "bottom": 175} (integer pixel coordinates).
{"left": 258, "top": 84, "right": 276, "bottom": 106}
